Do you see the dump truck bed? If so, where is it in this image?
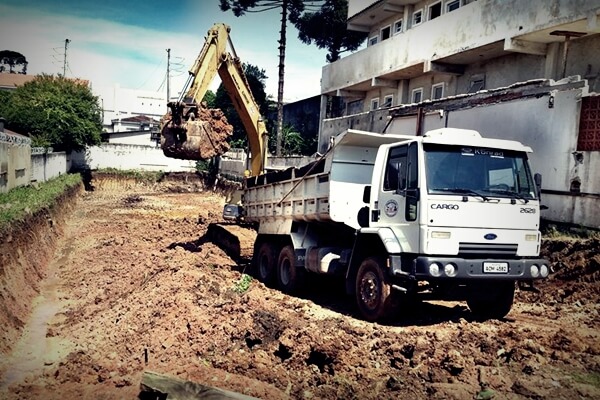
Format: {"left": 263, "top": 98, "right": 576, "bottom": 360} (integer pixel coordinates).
{"left": 243, "top": 129, "right": 411, "bottom": 230}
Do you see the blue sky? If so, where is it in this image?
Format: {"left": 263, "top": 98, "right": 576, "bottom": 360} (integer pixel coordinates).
{"left": 0, "top": 0, "right": 332, "bottom": 102}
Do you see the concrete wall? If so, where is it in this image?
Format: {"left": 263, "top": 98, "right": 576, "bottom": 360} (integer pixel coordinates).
{"left": 71, "top": 144, "right": 197, "bottom": 172}
{"left": 320, "top": 79, "right": 600, "bottom": 228}
{"left": 31, "top": 150, "right": 69, "bottom": 183}
{"left": 0, "top": 131, "right": 31, "bottom": 194}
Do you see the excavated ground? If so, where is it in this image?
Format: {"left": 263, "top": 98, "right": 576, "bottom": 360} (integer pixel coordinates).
{"left": 0, "top": 174, "right": 598, "bottom": 399}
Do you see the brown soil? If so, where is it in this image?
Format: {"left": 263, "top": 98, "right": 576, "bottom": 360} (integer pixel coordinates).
{"left": 0, "top": 173, "right": 598, "bottom": 399}
{"left": 160, "top": 104, "right": 233, "bottom": 160}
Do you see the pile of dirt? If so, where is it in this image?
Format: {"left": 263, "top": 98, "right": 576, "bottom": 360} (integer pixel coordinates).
{"left": 0, "top": 175, "right": 598, "bottom": 399}
{"left": 160, "top": 103, "right": 233, "bottom": 160}
{"left": 530, "top": 237, "right": 600, "bottom": 304}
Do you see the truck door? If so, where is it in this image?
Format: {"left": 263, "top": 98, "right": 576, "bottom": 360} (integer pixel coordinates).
{"left": 375, "top": 142, "right": 420, "bottom": 253}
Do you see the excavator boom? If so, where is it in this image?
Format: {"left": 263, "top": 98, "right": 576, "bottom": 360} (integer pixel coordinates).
{"left": 160, "top": 23, "right": 268, "bottom": 176}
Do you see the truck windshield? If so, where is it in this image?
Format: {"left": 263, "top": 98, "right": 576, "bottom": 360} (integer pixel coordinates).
{"left": 424, "top": 144, "right": 537, "bottom": 201}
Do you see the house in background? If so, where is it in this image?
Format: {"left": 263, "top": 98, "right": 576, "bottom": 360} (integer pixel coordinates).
{"left": 95, "top": 84, "right": 166, "bottom": 147}
{"left": 101, "top": 115, "right": 160, "bottom": 147}
{"left": 0, "top": 73, "right": 35, "bottom": 91}
{"left": 318, "top": 0, "right": 600, "bottom": 228}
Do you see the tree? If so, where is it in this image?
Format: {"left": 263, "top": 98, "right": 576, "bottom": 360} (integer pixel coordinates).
{"left": 214, "top": 63, "right": 270, "bottom": 148}
{"left": 0, "top": 50, "right": 28, "bottom": 74}
{"left": 294, "top": 0, "right": 367, "bottom": 62}
{"left": 219, "top": 0, "right": 324, "bottom": 156}
{"left": 2, "top": 74, "right": 102, "bottom": 152}
{"left": 202, "top": 90, "right": 216, "bottom": 108}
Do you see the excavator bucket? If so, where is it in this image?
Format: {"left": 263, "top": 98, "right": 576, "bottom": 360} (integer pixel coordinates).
{"left": 160, "top": 102, "right": 233, "bottom": 160}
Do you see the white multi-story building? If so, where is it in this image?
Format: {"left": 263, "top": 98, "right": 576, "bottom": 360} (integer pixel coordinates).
{"left": 318, "top": 0, "right": 600, "bottom": 228}
{"left": 322, "top": 0, "right": 599, "bottom": 115}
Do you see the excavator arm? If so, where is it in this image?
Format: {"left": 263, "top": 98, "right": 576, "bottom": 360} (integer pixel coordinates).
{"left": 160, "top": 23, "right": 268, "bottom": 176}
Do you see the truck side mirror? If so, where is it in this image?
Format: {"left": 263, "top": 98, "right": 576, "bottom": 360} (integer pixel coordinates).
{"left": 362, "top": 185, "right": 371, "bottom": 204}
{"left": 534, "top": 173, "right": 542, "bottom": 199}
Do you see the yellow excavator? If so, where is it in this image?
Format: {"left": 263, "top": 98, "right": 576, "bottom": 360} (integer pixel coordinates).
{"left": 160, "top": 23, "right": 268, "bottom": 177}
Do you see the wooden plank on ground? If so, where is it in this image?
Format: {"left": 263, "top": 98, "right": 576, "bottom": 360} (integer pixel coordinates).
{"left": 139, "top": 371, "right": 259, "bottom": 400}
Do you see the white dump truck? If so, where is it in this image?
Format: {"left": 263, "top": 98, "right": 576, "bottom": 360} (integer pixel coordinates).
{"left": 235, "top": 128, "right": 549, "bottom": 322}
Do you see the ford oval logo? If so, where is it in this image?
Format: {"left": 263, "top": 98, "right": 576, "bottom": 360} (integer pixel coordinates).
{"left": 484, "top": 233, "right": 497, "bottom": 240}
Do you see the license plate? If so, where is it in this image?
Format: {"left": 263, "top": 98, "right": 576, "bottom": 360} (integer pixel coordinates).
{"left": 483, "top": 262, "right": 509, "bottom": 273}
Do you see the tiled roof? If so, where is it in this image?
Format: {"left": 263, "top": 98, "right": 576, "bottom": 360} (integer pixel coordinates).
{"left": 0, "top": 73, "right": 35, "bottom": 89}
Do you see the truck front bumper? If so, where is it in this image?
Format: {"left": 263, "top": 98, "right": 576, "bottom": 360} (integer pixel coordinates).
{"left": 391, "top": 256, "right": 550, "bottom": 280}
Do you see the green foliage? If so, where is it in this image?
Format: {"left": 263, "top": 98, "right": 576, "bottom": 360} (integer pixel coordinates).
{"left": 0, "top": 50, "right": 28, "bottom": 74}
{"left": 0, "top": 90, "right": 12, "bottom": 117}
{"left": 294, "top": 0, "right": 367, "bottom": 62}
{"left": 0, "top": 173, "right": 81, "bottom": 230}
{"left": 2, "top": 74, "right": 102, "bottom": 152}
{"left": 219, "top": 0, "right": 310, "bottom": 21}
{"left": 572, "top": 372, "right": 600, "bottom": 388}
{"left": 233, "top": 273, "right": 253, "bottom": 293}
{"left": 542, "top": 222, "right": 600, "bottom": 240}
{"left": 195, "top": 159, "right": 218, "bottom": 175}
{"left": 268, "top": 124, "right": 316, "bottom": 155}
{"left": 203, "top": 90, "right": 216, "bottom": 108}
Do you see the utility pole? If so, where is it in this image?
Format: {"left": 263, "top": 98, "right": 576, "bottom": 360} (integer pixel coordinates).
{"left": 166, "top": 48, "right": 171, "bottom": 103}
{"left": 63, "top": 38, "right": 70, "bottom": 77}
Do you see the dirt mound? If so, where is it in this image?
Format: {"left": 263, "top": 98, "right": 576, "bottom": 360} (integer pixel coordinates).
{"left": 0, "top": 176, "right": 598, "bottom": 399}
{"left": 531, "top": 237, "right": 600, "bottom": 304}
{"left": 160, "top": 104, "right": 233, "bottom": 160}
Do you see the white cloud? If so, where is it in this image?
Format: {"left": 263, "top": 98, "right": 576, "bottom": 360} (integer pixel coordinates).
{"left": 0, "top": 3, "right": 327, "bottom": 103}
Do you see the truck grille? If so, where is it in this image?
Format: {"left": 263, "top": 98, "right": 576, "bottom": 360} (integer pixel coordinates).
{"left": 458, "top": 242, "right": 518, "bottom": 257}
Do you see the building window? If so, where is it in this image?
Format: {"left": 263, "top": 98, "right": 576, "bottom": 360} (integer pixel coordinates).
{"left": 468, "top": 74, "right": 486, "bottom": 93}
{"left": 413, "top": 9, "right": 423, "bottom": 26}
{"left": 381, "top": 25, "right": 391, "bottom": 41}
{"left": 429, "top": 2, "right": 442, "bottom": 20}
{"left": 432, "top": 83, "right": 444, "bottom": 100}
{"left": 446, "top": 0, "right": 461, "bottom": 12}
{"left": 383, "top": 95, "right": 393, "bottom": 108}
{"left": 577, "top": 95, "right": 600, "bottom": 151}
{"left": 412, "top": 88, "right": 423, "bottom": 103}
{"left": 393, "top": 19, "right": 403, "bottom": 34}
{"left": 368, "top": 36, "right": 378, "bottom": 46}
{"left": 371, "top": 98, "right": 380, "bottom": 110}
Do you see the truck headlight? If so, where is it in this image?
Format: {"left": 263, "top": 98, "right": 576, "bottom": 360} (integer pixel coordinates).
{"left": 444, "top": 263, "right": 458, "bottom": 277}
{"left": 530, "top": 264, "right": 539, "bottom": 278}
{"left": 540, "top": 264, "right": 549, "bottom": 278}
{"left": 429, "top": 262, "right": 442, "bottom": 277}
{"left": 431, "top": 231, "right": 451, "bottom": 239}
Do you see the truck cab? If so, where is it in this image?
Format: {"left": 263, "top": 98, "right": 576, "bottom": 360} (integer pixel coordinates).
{"left": 354, "top": 128, "right": 548, "bottom": 320}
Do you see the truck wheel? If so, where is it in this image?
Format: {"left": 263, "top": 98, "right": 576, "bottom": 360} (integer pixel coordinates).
{"left": 277, "top": 245, "right": 303, "bottom": 294}
{"left": 355, "top": 257, "right": 399, "bottom": 322}
{"left": 466, "top": 281, "right": 515, "bottom": 320}
{"left": 256, "top": 242, "right": 277, "bottom": 285}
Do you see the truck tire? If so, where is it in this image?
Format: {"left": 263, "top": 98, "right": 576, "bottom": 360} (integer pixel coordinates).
{"left": 355, "top": 257, "right": 399, "bottom": 322}
{"left": 466, "top": 281, "right": 515, "bottom": 320}
{"left": 277, "top": 245, "right": 303, "bottom": 294}
{"left": 256, "top": 242, "right": 277, "bottom": 285}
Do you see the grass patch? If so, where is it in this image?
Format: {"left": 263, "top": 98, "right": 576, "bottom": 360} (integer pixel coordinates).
{"left": 96, "top": 168, "right": 166, "bottom": 184}
{"left": 233, "top": 274, "right": 253, "bottom": 294}
{"left": 541, "top": 221, "right": 600, "bottom": 240}
{"left": 0, "top": 173, "right": 81, "bottom": 230}
{"left": 572, "top": 371, "right": 600, "bottom": 388}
